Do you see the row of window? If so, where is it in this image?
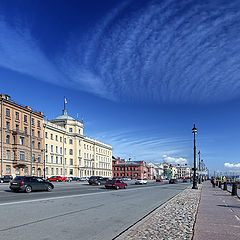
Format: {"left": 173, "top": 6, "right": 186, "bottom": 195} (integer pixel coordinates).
{"left": 83, "top": 153, "right": 111, "bottom": 162}
{"left": 5, "top": 108, "right": 41, "bottom": 127}
{"left": 5, "top": 165, "right": 39, "bottom": 175}
{"left": 46, "top": 144, "right": 73, "bottom": 155}
{"left": 6, "top": 135, "right": 41, "bottom": 149}
{"left": 45, "top": 155, "right": 78, "bottom": 165}
{"left": 83, "top": 144, "right": 111, "bottom": 156}
{"left": 5, "top": 150, "right": 41, "bottom": 162}
{"left": 113, "top": 167, "right": 139, "bottom": 171}
{"left": 45, "top": 128, "right": 81, "bottom": 141}
{"left": 5, "top": 122, "right": 41, "bottom": 138}
{"left": 45, "top": 167, "right": 73, "bottom": 176}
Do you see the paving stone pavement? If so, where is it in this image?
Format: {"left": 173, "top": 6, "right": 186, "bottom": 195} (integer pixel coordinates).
{"left": 116, "top": 184, "right": 202, "bottom": 240}
{"left": 193, "top": 182, "right": 240, "bottom": 240}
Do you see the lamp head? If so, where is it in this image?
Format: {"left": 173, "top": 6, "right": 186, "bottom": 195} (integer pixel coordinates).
{"left": 192, "top": 124, "right": 197, "bottom": 134}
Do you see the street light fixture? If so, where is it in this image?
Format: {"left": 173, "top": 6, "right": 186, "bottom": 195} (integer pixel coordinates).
{"left": 192, "top": 124, "right": 198, "bottom": 189}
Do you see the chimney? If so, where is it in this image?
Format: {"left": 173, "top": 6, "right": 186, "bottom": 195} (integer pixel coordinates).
{"left": 0, "top": 94, "right": 11, "bottom": 100}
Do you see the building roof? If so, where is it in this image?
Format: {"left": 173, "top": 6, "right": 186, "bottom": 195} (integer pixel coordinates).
{"left": 115, "top": 161, "right": 140, "bottom": 166}
{"left": 53, "top": 109, "right": 75, "bottom": 121}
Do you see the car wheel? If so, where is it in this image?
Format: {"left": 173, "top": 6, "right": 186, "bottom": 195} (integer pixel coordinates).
{"left": 97, "top": 182, "right": 101, "bottom": 185}
{"left": 47, "top": 185, "right": 53, "bottom": 192}
{"left": 124, "top": 185, "right": 126, "bottom": 189}
{"left": 25, "top": 186, "right": 32, "bottom": 193}
{"left": 56, "top": 180, "right": 59, "bottom": 182}
{"left": 115, "top": 186, "right": 119, "bottom": 190}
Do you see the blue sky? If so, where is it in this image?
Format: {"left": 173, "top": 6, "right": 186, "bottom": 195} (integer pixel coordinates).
{"left": 1, "top": 0, "right": 240, "bottom": 175}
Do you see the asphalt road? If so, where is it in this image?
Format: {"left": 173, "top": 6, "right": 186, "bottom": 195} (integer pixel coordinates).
{"left": 0, "top": 180, "right": 190, "bottom": 240}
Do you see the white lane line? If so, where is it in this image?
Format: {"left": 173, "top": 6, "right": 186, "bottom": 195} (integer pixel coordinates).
{"left": 0, "top": 185, "right": 183, "bottom": 206}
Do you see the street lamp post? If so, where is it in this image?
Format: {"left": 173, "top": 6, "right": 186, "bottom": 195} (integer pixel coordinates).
{"left": 198, "top": 151, "right": 201, "bottom": 184}
{"left": 192, "top": 124, "right": 198, "bottom": 189}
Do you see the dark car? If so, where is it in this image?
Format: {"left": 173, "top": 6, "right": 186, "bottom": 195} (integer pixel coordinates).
{"left": 0, "top": 175, "right": 13, "bottom": 183}
{"left": 88, "top": 176, "right": 109, "bottom": 185}
{"left": 105, "top": 180, "right": 127, "bottom": 189}
{"left": 10, "top": 176, "right": 54, "bottom": 193}
{"left": 182, "top": 178, "right": 188, "bottom": 183}
{"left": 169, "top": 179, "right": 177, "bottom": 184}
{"left": 156, "top": 178, "right": 163, "bottom": 182}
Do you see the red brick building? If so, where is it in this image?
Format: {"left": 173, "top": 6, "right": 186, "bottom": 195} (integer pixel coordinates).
{"left": 112, "top": 158, "right": 152, "bottom": 179}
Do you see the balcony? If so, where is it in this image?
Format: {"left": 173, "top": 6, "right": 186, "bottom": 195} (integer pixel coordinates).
{"left": 12, "top": 130, "right": 27, "bottom": 136}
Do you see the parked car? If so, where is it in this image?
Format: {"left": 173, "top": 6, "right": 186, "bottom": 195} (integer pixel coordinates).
{"left": 105, "top": 180, "right": 127, "bottom": 189}
{"left": 0, "top": 175, "right": 13, "bottom": 183}
{"left": 156, "top": 178, "right": 163, "bottom": 182}
{"left": 79, "top": 177, "right": 88, "bottom": 181}
{"left": 88, "top": 176, "right": 109, "bottom": 185}
{"left": 169, "top": 179, "right": 178, "bottom": 184}
{"left": 46, "top": 176, "right": 67, "bottom": 182}
{"left": 135, "top": 178, "right": 147, "bottom": 184}
{"left": 65, "top": 177, "right": 72, "bottom": 182}
{"left": 10, "top": 176, "right": 54, "bottom": 193}
{"left": 122, "top": 177, "right": 131, "bottom": 181}
{"left": 71, "top": 177, "right": 80, "bottom": 181}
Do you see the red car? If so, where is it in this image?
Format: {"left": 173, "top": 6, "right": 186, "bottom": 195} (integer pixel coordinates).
{"left": 105, "top": 180, "right": 127, "bottom": 190}
{"left": 156, "top": 178, "right": 163, "bottom": 182}
{"left": 46, "top": 176, "right": 67, "bottom": 182}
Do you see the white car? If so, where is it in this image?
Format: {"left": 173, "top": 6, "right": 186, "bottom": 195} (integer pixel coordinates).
{"left": 135, "top": 178, "right": 147, "bottom": 184}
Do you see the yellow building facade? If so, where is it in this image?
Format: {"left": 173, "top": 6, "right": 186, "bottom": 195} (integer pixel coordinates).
{"left": 44, "top": 108, "right": 112, "bottom": 178}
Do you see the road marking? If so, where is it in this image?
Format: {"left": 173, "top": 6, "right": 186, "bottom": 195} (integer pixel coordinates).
{"left": 235, "top": 215, "right": 240, "bottom": 221}
{"left": 0, "top": 184, "right": 186, "bottom": 206}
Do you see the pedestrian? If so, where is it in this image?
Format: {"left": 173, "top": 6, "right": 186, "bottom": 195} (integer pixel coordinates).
{"left": 212, "top": 178, "right": 216, "bottom": 188}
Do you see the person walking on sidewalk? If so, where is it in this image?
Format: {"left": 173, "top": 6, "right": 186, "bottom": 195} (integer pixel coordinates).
{"left": 211, "top": 178, "right": 216, "bottom": 188}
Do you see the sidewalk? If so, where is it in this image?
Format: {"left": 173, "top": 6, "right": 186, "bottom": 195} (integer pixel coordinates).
{"left": 193, "top": 181, "right": 240, "bottom": 240}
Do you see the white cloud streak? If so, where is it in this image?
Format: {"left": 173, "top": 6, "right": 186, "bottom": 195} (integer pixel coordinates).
{"left": 224, "top": 162, "right": 240, "bottom": 168}
{"left": 162, "top": 155, "right": 188, "bottom": 165}
{"left": 2, "top": 0, "right": 240, "bottom": 104}
{"left": 91, "top": 128, "right": 191, "bottom": 162}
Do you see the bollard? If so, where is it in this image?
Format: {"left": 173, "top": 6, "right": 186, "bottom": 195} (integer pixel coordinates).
{"left": 231, "top": 183, "right": 237, "bottom": 196}
{"left": 223, "top": 182, "right": 227, "bottom": 191}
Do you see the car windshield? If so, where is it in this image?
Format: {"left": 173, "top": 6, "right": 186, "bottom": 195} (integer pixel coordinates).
{"left": 106, "top": 180, "right": 115, "bottom": 183}
{"left": 14, "top": 177, "right": 24, "bottom": 181}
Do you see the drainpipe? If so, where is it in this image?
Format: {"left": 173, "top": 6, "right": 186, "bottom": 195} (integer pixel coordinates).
{"left": 30, "top": 111, "right": 33, "bottom": 176}
{"left": 1, "top": 98, "right": 3, "bottom": 177}
{"left": 43, "top": 122, "right": 45, "bottom": 179}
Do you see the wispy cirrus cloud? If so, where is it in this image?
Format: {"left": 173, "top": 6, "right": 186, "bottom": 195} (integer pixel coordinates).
{"left": 67, "top": 0, "right": 240, "bottom": 103}
{"left": 1, "top": 0, "right": 240, "bottom": 104}
{"left": 0, "top": 17, "right": 64, "bottom": 84}
{"left": 91, "top": 128, "right": 191, "bottom": 162}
